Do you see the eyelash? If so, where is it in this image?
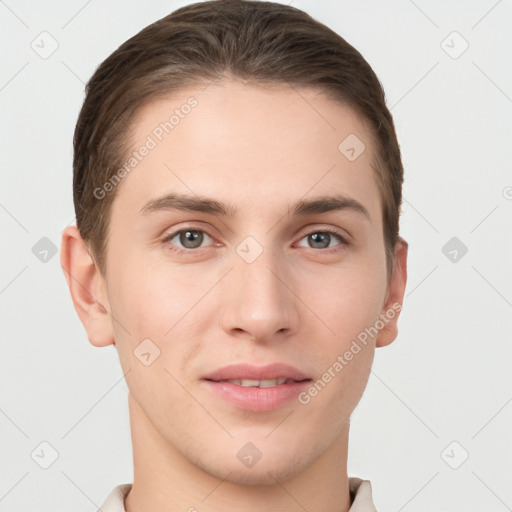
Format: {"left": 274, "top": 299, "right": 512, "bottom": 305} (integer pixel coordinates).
{"left": 161, "top": 226, "right": 349, "bottom": 256}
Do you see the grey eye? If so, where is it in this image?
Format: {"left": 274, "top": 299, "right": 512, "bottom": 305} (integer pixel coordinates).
{"left": 167, "top": 229, "right": 213, "bottom": 250}
{"left": 297, "top": 231, "right": 344, "bottom": 250}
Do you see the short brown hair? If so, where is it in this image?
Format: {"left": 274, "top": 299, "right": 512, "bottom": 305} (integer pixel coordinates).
{"left": 73, "top": 0, "right": 403, "bottom": 280}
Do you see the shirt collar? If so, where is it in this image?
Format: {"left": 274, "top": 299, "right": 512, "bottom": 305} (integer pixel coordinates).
{"left": 348, "top": 477, "right": 377, "bottom": 511}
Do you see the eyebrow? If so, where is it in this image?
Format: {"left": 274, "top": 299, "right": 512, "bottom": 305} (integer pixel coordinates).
{"left": 139, "top": 192, "right": 370, "bottom": 220}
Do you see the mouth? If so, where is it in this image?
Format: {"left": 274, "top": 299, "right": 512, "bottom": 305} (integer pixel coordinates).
{"left": 201, "top": 363, "right": 312, "bottom": 412}
{"left": 205, "top": 377, "right": 306, "bottom": 388}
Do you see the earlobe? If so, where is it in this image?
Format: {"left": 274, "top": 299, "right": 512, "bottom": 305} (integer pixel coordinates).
{"left": 60, "top": 226, "right": 115, "bottom": 347}
{"left": 375, "top": 237, "right": 408, "bottom": 348}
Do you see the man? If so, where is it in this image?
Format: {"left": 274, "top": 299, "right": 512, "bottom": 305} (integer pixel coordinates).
{"left": 61, "top": 1, "right": 407, "bottom": 510}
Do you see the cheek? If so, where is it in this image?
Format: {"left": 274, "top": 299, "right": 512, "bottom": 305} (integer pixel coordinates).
{"left": 108, "top": 260, "right": 204, "bottom": 429}
{"left": 293, "top": 257, "right": 384, "bottom": 411}
{"left": 297, "top": 256, "right": 386, "bottom": 343}
{"left": 108, "top": 257, "right": 210, "bottom": 374}
{"left": 108, "top": 252, "right": 197, "bottom": 334}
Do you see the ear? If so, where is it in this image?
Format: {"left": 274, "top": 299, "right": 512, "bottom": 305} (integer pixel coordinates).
{"left": 60, "top": 225, "right": 115, "bottom": 347}
{"left": 375, "top": 236, "right": 408, "bottom": 348}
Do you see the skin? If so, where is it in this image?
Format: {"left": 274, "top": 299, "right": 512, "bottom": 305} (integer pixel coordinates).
{"left": 61, "top": 79, "right": 407, "bottom": 512}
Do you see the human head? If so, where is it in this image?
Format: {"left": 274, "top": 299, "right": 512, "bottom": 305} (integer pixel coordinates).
{"left": 62, "top": 0, "right": 408, "bottom": 491}
{"left": 72, "top": 0, "right": 404, "bottom": 283}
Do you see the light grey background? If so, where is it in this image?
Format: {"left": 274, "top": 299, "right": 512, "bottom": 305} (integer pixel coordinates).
{"left": 1, "top": 1, "right": 511, "bottom": 510}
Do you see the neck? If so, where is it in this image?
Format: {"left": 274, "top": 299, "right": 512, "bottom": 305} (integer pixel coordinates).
{"left": 124, "top": 393, "right": 352, "bottom": 512}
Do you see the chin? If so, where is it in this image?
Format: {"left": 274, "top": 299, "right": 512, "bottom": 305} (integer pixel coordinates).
{"left": 197, "top": 450, "right": 309, "bottom": 487}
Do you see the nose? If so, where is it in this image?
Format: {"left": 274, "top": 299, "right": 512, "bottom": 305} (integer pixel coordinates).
{"left": 219, "top": 245, "right": 299, "bottom": 343}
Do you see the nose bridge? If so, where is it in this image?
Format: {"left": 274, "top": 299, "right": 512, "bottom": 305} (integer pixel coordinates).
{"left": 240, "top": 248, "right": 284, "bottom": 304}
{"left": 221, "top": 237, "right": 298, "bottom": 339}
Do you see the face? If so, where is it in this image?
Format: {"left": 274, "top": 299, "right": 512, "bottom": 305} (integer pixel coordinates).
{"left": 90, "top": 80, "right": 403, "bottom": 484}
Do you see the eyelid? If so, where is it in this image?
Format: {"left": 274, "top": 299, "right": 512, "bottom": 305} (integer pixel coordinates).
{"left": 162, "top": 224, "right": 217, "bottom": 247}
{"left": 163, "top": 221, "right": 217, "bottom": 239}
{"left": 295, "top": 224, "right": 351, "bottom": 243}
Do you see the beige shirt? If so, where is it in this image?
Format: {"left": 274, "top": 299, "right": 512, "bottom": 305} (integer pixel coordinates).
{"left": 97, "top": 477, "right": 377, "bottom": 511}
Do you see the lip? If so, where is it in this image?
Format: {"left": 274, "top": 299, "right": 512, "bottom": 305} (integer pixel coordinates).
{"left": 203, "top": 363, "right": 310, "bottom": 382}
{"left": 201, "top": 363, "right": 312, "bottom": 412}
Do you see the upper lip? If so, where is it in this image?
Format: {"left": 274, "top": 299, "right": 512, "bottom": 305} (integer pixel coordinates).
{"left": 203, "top": 363, "right": 310, "bottom": 382}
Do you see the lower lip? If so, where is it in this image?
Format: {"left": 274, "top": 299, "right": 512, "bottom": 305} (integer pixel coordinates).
{"left": 202, "top": 380, "right": 311, "bottom": 412}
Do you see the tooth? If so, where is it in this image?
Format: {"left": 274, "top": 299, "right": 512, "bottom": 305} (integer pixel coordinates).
{"left": 259, "top": 379, "right": 278, "bottom": 387}
{"left": 240, "top": 379, "right": 260, "bottom": 387}
{"left": 225, "top": 378, "right": 290, "bottom": 387}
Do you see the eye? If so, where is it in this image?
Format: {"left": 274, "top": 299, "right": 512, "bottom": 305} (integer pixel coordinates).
{"left": 163, "top": 228, "right": 215, "bottom": 254}
{"left": 296, "top": 229, "right": 348, "bottom": 251}
{"left": 162, "top": 227, "right": 349, "bottom": 255}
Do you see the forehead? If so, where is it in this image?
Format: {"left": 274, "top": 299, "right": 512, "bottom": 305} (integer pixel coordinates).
{"left": 111, "top": 80, "right": 381, "bottom": 222}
